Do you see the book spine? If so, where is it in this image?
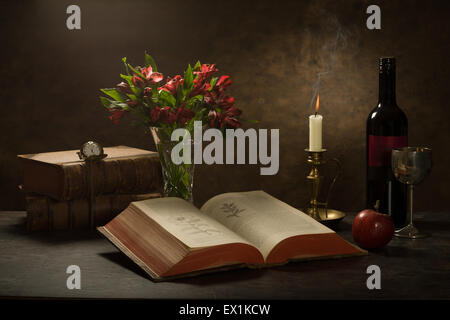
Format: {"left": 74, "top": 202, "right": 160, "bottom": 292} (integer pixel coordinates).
{"left": 62, "top": 163, "right": 86, "bottom": 201}
{"left": 59, "top": 155, "right": 162, "bottom": 201}
{"left": 25, "top": 193, "right": 161, "bottom": 231}
{"left": 26, "top": 196, "right": 50, "bottom": 231}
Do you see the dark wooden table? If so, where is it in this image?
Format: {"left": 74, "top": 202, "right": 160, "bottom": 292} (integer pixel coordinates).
{"left": 0, "top": 211, "right": 449, "bottom": 299}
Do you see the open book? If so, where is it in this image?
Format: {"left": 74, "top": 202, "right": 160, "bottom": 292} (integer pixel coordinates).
{"left": 98, "top": 191, "right": 366, "bottom": 281}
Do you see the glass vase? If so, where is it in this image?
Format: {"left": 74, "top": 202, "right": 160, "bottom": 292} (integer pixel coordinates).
{"left": 150, "top": 126, "right": 195, "bottom": 202}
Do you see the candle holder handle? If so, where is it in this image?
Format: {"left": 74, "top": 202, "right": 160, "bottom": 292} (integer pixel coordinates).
{"left": 324, "top": 158, "right": 342, "bottom": 219}
{"left": 304, "top": 149, "right": 346, "bottom": 227}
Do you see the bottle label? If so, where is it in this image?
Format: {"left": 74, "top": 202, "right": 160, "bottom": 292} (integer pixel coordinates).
{"left": 368, "top": 135, "right": 408, "bottom": 167}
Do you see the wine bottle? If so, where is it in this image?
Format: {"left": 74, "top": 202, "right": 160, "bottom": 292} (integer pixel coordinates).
{"left": 366, "top": 57, "right": 408, "bottom": 228}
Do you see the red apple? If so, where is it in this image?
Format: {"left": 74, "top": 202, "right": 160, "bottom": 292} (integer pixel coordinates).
{"left": 352, "top": 209, "right": 395, "bottom": 249}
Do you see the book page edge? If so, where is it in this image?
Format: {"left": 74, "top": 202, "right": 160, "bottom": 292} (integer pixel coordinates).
{"left": 97, "top": 226, "right": 162, "bottom": 281}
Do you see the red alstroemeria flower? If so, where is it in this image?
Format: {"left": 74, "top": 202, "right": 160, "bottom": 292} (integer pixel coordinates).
{"left": 204, "top": 90, "right": 235, "bottom": 108}
{"left": 222, "top": 116, "right": 241, "bottom": 128}
{"left": 132, "top": 74, "right": 145, "bottom": 88}
{"left": 140, "top": 66, "right": 164, "bottom": 85}
{"left": 221, "top": 95, "right": 235, "bottom": 107}
{"left": 190, "top": 78, "right": 211, "bottom": 97}
{"left": 222, "top": 106, "right": 242, "bottom": 128}
{"left": 223, "top": 105, "right": 242, "bottom": 117}
{"left": 126, "top": 99, "right": 139, "bottom": 107}
{"left": 159, "top": 75, "right": 184, "bottom": 96}
{"left": 160, "top": 106, "right": 178, "bottom": 125}
{"left": 116, "top": 81, "right": 132, "bottom": 94}
{"left": 109, "top": 109, "right": 127, "bottom": 124}
{"left": 208, "top": 107, "right": 242, "bottom": 129}
{"left": 216, "top": 75, "right": 232, "bottom": 91}
{"left": 150, "top": 106, "right": 161, "bottom": 123}
{"left": 208, "top": 110, "right": 220, "bottom": 128}
{"left": 194, "top": 64, "right": 219, "bottom": 80}
{"left": 177, "top": 107, "right": 195, "bottom": 125}
{"left": 143, "top": 87, "right": 153, "bottom": 97}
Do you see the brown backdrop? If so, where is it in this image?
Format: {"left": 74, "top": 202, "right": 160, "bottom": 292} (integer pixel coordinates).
{"left": 1, "top": 0, "right": 449, "bottom": 212}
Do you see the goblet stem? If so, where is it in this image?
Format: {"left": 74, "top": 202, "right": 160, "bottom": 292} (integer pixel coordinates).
{"left": 408, "top": 184, "right": 414, "bottom": 226}
{"left": 394, "top": 183, "right": 429, "bottom": 239}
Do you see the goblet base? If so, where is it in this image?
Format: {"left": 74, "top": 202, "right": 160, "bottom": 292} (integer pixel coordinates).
{"left": 394, "top": 224, "right": 430, "bottom": 239}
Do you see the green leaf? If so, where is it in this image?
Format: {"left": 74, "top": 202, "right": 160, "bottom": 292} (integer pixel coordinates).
{"left": 131, "top": 86, "right": 142, "bottom": 96}
{"left": 127, "top": 64, "right": 144, "bottom": 78}
{"left": 189, "top": 95, "right": 203, "bottom": 101}
{"left": 159, "top": 90, "right": 176, "bottom": 107}
{"left": 181, "top": 64, "right": 194, "bottom": 100}
{"left": 110, "top": 100, "right": 130, "bottom": 110}
{"left": 176, "top": 84, "right": 183, "bottom": 105}
{"left": 187, "top": 95, "right": 203, "bottom": 105}
{"left": 210, "top": 76, "right": 218, "bottom": 89}
{"left": 184, "top": 64, "right": 194, "bottom": 90}
{"left": 100, "top": 97, "right": 111, "bottom": 108}
{"left": 193, "top": 61, "right": 201, "bottom": 71}
{"left": 120, "top": 74, "right": 133, "bottom": 86}
{"left": 100, "top": 97, "right": 129, "bottom": 110}
{"left": 145, "top": 51, "right": 158, "bottom": 72}
{"left": 122, "top": 57, "right": 130, "bottom": 75}
{"left": 100, "top": 88, "right": 127, "bottom": 102}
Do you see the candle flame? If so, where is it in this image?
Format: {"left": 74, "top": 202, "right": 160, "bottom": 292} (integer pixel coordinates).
{"left": 315, "top": 93, "right": 320, "bottom": 114}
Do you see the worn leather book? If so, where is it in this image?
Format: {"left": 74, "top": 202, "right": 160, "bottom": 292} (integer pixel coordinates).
{"left": 18, "top": 146, "right": 163, "bottom": 201}
{"left": 26, "top": 192, "right": 161, "bottom": 231}
{"left": 98, "top": 190, "right": 367, "bottom": 281}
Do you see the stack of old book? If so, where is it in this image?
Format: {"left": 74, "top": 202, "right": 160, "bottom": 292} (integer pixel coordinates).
{"left": 18, "top": 146, "right": 163, "bottom": 231}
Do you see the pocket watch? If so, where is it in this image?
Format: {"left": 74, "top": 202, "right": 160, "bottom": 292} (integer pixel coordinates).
{"left": 77, "top": 141, "right": 107, "bottom": 160}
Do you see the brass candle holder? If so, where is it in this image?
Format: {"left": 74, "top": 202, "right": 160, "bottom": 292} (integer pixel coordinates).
{"left": 304, "top": 148, "right": 345, "bottom": 228}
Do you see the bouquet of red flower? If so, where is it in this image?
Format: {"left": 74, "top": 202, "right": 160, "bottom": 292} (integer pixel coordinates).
{"left": 100, "top": 52, "right": 242, "bottom": 132}
{"left": 100, "top": 52, "right": 245, "bottom": 201}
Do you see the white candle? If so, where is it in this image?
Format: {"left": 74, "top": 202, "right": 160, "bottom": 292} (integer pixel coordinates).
{"left": 309, "top": 114, "right": 323, "bottom": 151}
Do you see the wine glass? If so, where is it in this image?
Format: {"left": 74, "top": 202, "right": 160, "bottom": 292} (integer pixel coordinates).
{"left": 391, "top": 147, "right": 432, "bottom": 238}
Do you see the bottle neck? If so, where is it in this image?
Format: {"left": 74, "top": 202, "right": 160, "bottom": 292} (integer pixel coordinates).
{"left": 378, "top": 70, "right": 396, "bottom": 106}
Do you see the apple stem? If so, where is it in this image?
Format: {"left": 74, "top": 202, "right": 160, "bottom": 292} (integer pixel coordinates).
{"left": 374, "top": 200, "right": 380, "bottom": 212}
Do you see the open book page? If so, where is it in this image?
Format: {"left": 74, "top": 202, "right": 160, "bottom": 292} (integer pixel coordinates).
{"left": 200, "top": 190, "right": 333, "bottom": 260}
{"left": 133, "top": 197, "right": 253, "bottom": 250}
